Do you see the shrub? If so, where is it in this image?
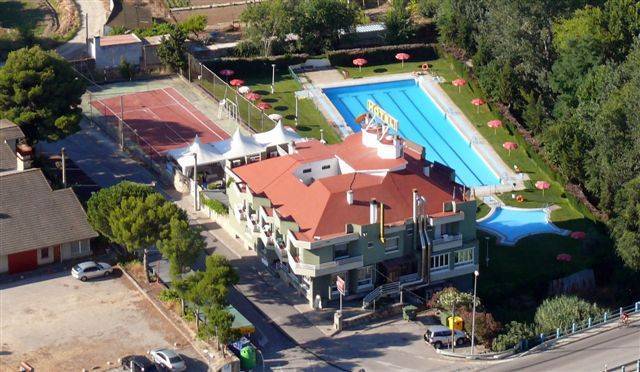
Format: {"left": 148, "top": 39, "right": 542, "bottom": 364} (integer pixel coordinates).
{"left": 200, "top": 193, "right": 228, "bottom": 215}
{"left": 159, "top": 288, "right": 181, "bottom": 303}
{"left": 204, "top": 54, "right": 309, "bottom": 76}
{"left": 427, "top": 287, "right": 478, "bottom": 311}
{"left": 327, "top": 43, "right": 438, "bottom": 66}
{"left": 534, "top": 295, "right": 603, "bottom": 333}
{"left": 491, "top": 321, "right": 538, "bottom": 352}
{"left": 458, "top": 308, "right": 501, "bottom": 347}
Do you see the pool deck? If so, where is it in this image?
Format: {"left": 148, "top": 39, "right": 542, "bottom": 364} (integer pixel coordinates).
{"left": 301, "top": 68, "right": 526, "bottom": 194}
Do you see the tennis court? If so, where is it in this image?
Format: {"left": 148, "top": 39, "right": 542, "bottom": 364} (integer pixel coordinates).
{"left": 91, "top": 87, "right": 229, "bottom": 156}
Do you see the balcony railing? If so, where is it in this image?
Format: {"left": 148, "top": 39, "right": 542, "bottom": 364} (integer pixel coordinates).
{"left": 432, "top": 233, "right": 463, "bottom": 246}
{"left": 286, "top": 250, "right": 364, "bottom": 277}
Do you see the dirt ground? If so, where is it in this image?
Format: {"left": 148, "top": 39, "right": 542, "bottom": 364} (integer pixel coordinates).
{"left": 0, "top": 271, "right": 202, "bottom": 371}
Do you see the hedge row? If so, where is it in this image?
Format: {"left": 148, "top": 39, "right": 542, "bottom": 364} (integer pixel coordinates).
{"left": 327, "top": 43, "right": 438, "bottom": 66}
{"left": 204, "top": 54, "right": 309, "bottom": 75}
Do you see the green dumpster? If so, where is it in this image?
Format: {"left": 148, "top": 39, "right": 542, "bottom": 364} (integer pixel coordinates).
{"left": 239, "top": 345, "right": 256, "bottom": 370}
{"left": 403, "top": 305, "right": 418, "bottom": 321}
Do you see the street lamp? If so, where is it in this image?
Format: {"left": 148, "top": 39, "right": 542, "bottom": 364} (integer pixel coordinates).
{"left": 471, "top": 270, "right": 479, "bottom": 355}
{"left": 271, "top": 64, "right": 276, "bottom": 94}
{"left": 256, "top": 348, "right": 265, "bottom": 371}
{"left": 485, "top": 236, "right": 490, "bottom": 267}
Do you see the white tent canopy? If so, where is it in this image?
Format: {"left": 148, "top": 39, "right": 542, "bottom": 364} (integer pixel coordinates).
{"left": 168, "top": 123, "right": 301, "bottom": 173}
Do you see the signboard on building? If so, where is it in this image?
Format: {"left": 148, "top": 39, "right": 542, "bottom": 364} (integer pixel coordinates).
{"left": 367, "top": 100, "right": 398, "bottom": 131}
{"left": 336, "top": 276, "right": 346, "bottom": 296}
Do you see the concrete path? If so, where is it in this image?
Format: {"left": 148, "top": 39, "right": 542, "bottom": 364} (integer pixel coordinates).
{"left": 56, "top": 0, "right": 108, "bottom": 59}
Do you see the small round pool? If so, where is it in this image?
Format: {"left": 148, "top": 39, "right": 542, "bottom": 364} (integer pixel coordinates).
{"left": 477, "top": 206, "right": 569, "bottom": 246}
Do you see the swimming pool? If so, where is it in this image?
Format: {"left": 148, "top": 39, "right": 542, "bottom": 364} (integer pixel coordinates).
{"left": 477, "top": 206, "right": 569, "bottom": 246}
{"left": 323, "top": 79, "right": 500, "bottom": 187}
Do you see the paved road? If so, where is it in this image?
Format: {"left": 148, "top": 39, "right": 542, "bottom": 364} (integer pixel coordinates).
{"left": 482, "top": 323, "right": 640, "bottom": 372}
{"left": 56, "top": 0, "right": 108, "bottom": 59}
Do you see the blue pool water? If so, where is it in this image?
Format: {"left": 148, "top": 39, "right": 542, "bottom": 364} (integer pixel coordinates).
{"left": 477, "top": 207, "right": 568, "bottom": 245}
{"left": 324, "top": 79, "right": 500, "bottom": 187}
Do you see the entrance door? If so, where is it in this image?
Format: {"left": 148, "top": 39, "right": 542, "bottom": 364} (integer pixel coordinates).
{"left": 8, "top": 250, "right": 38, "bottom": 274}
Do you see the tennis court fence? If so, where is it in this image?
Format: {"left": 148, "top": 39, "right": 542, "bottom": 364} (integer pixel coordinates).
{"left": 84, "top": 90, "right": 173, "bottom": 184}
{"left": 183, "top": 53, "right": 279, "bottom": 134}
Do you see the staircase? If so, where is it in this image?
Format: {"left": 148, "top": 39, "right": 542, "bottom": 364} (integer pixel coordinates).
{"left": 361, "top": 273, "right": 422, "bottom": 309}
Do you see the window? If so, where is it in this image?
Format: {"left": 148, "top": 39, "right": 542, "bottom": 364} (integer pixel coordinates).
{"left": 40, "top": 247, "right": 49, "bottom": 259}
{"left": 322, "top": 164, "right": 331, "bottom": 170}
{"left": 454, "top": 248, "right": 474, "bottom": 266}
{"left": 367, "top": 241, "right": 374, "bottom": 249}
{"left": 384, "top": 237, "right": 399, "bottom": 253}
{"left": 302, "top": 168, "right": 312, "bottom": 174}
{"left": 70, "top": 240, "right": 90, "bottom": 256}
{"left": 356, "top": 266, "right": 373, "bottom": 289}
{"left": 431, "top": 253, "right": 449, "bottom": 271}
{"left": 334, "top": 244, "right": 349, "bottom": 260}
{"left": 406, "top": 224, "right": 414, "bottom": 238}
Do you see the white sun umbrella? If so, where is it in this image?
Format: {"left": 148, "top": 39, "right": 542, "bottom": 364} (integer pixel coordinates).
{"left": 268, "top": 113, "right": 283, "bottom": 122}
{"left": 238, "top": 86, "right": 251, "bottom": 94}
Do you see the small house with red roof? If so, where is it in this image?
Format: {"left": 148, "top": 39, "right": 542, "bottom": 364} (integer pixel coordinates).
{"left": 225, "top": 126, "right": 479, "bottom": 308}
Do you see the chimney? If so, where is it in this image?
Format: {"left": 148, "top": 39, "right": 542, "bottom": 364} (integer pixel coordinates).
{"left": 16, "top": 143, "right": 33, "bottom": 171}
{"left": 346, "top": 189, "right": 354, "bottom": 205}
{"left": 412, "top": 189, "right": 418, "bottom": 223}
{"left": 369, "top": 198, "right": 378, "bottom": 224}
{"left": 288, "top": 140, "right": 295, "bottom": 155}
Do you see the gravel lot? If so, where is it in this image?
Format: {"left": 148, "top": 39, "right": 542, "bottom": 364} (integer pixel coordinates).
{"left": 0, "top": 271, "right": 206, "bottom": 371}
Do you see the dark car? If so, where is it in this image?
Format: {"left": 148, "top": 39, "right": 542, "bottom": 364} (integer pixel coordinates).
{"left": 121, "top": 355, "right": 158, "bottom": 371}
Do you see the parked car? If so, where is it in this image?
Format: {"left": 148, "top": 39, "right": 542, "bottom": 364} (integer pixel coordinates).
{"left": 120, "top": 355, "right": 158, "bottom": 371}
{"left": 424, "top": 325, "right": 469, "bottom": 349}
{"left": 71, "top": 261, "right": 113, "bottom": 281}
{"left": 148, "top": 348, "right": 187, "bottom": 371}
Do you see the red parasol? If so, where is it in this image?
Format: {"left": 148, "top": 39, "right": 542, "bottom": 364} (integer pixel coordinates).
{"left": 245, "top": 92, "right": 261, "bottom": 101}
{"left": 352, "top": 58, "right": 368, "bottom": 72}
{"left": 487, "top": 119, "right": 503, "bottom": 134}
{"left": 257, "top": 102, "right": 272, "bottom": 110}
{"left": 471, "top": 98, "right": 486, "bottom": 113}
{"left": 452, "top": 78, "right": 467, "bottom": 93}
{"left": 219, "top": 69, "right": 235, "bottom": 77}
{"left": 556, "top": 253, "right": 572, "bottom": 262}
{"left": 502, "top": 141, "right": 518, "bottom": 156}
{"left": 570, "top": 231, "right": 586, "bottom": 240}
{"left": 229, "top": 79, "right": 245, "bottom": 87}
{"left": 535, "top": 180, "right": 550, "bottom": 196}
{"left": 395, "top": 53, "right": 410, "bottom": 68}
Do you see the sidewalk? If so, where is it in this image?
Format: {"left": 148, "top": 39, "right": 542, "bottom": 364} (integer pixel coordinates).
{"left": 166, "top": 190, "right": 339, "bottom": 345}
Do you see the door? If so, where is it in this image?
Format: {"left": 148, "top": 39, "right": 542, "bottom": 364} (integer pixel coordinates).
{"left": 8, "top": 250, "right": 38, "bottom": 274}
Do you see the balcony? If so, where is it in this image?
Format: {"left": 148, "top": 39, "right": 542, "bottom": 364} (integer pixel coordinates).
{"left": 286, "top": 250, "right": 364, "bottom": 277}
{"left": 432, "top": 233, "right": 463, "bottom": 251}
{"left": 259, "top": 230, "right": 275, "bottom": 248}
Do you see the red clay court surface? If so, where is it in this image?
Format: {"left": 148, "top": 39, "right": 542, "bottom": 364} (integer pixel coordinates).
{"left": 91, "top": 87, "right": 229, "bottom": 155}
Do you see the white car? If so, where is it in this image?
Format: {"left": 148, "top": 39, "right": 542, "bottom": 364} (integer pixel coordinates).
{"left": 148, "top": 348, "right": 186, "bottom": 371}
{"left": 71, "top": 261, "right": 113, "bottom": 281}
{"left": 424, "top": 325, "right": 469, "bottom": 349}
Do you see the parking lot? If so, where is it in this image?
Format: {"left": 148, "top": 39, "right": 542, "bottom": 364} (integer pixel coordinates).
{"left": 0, "top": 270, "right": 207, "bottom": 371}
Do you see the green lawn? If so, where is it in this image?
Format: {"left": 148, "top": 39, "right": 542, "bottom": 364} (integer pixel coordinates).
{"left": 341, "top": 54, "right": 606, "bottom": 323}
{"left": 198, "top": 71, "right": 340, "bottom": 144}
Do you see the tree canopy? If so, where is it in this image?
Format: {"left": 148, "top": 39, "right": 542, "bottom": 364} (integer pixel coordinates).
{"left": 157, "top": 25, "right": 187, "bottom": 72}
{"left": 432, "top": 0, "right": 640, "bottom": 270}
{"left": 0, "top": 46, "right": 86, "bottom": 142}
{"left": 158, "top": 217, "right": 206, "bottom": 278}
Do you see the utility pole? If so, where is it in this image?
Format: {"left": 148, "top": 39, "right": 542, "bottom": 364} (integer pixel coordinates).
{"left": 451, "top": 299, "right": 456, "bottom": 352}
{"left": 271, "top": 64, "right": 276, "bottom": 94}
{"left": 485, "top": 236, "right": 490, "bottom": 267}
{"left": 61, "top": 147, "right": 67, "bottom": 188}
{"left": 119, "top": 95, "right": 125, "bottom": 150}
{"left": 471, "top": 270, "right": 479, "bottom": 355}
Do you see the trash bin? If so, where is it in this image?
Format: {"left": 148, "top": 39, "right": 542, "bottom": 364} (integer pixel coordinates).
{"left": 403, "top": 305, "right": 418, "bottom": 321}
{"left": 447, "top": 315, "right": 464, "bottom": 330}
{"left": 239, "top": 345, "right": 256, "bottom": 370}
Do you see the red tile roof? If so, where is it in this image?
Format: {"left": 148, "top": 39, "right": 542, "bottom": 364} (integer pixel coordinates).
{"left": 233, "top": 132, "right": 463, "bottom": 242}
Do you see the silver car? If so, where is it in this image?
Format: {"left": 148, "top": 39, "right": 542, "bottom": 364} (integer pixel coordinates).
{"left": 148, "top": 348, "right": 186, "bottom": 371}
{"left": 71, "top": 261, "right": 113, "bottom": 281}
{"left": 424, "top": 324, "right": 469, "bottom": 349}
